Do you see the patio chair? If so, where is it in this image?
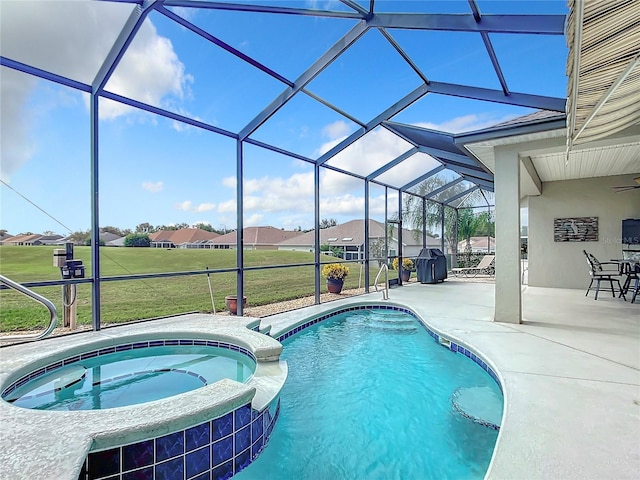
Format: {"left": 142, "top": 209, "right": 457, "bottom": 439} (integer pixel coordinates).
{"left": 583, "top": 250, "right": 625, "bottom": 300}
{"left": 451, "top": 255, "right": 495, "bottom": 278}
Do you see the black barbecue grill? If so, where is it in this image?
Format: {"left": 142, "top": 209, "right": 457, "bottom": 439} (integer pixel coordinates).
{"left": 416, "top": 248, "right": 447, "bottom": 284}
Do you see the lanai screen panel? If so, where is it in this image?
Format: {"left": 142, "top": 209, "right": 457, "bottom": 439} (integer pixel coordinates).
{"left": 0, "top": 1, "right": 133, "bottom": 84}
{"left": 324, "top": 127, "right": 414, "bottom": 177}
{"left": 375, "top": 152, "right": 442, "bottom": 189}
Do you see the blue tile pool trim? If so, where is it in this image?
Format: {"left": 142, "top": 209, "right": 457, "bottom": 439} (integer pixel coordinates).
{"left": 1, "top": 339, "right": 257, "bottom": 399}
{"left": 78, "top": 398, "right": 281, "bottom": 480}
{"left": 274, "top": 305, "right": 501, "bottom": 389}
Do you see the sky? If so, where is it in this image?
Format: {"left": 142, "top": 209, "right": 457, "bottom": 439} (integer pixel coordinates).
{"left": 0, "top": 0, "right": 568, "bottom": 236}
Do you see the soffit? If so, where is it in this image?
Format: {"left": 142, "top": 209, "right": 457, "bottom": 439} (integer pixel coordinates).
{"left": 461, "top": 119, "right": 639, "bottom": 186}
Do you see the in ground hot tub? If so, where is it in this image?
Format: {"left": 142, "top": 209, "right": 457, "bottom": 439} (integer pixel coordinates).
{"left": 0, "top": 314, "right": 287, "bottom": 480}
{"left": 3, "top": 340, "right": 257, "bottom": 411}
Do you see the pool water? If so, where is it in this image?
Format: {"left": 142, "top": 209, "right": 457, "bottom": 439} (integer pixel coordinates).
{"left": 236, "top": 309, "right": 502, "bottom": 480}
{"left": 5, "top": 345, "right": 255, "bottom": 411}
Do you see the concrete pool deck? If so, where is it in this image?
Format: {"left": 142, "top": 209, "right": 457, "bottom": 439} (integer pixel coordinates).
{"left": 260, "top": 282, "right": 640, "bottom": 479}
{"left": 0, "top": 282, "right": 638, "bottom": 479}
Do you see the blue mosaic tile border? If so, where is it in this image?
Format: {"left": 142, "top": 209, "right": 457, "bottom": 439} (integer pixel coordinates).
{"left": 447, "top": 341, "right": 501, "bottom": 388}
{"left": 78, "top": 398, "right": 281, "bottom": 480}
{"left": 275, "top": 305, "right": 501, "bottom": 389}
{"left": 1, "top": 339, "right": 257, "bottom": 399}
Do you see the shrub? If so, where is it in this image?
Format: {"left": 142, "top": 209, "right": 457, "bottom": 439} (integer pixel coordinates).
{"left": 321, "top": 263, "right": 349, "bottom": 280}
{"left": 392, "top": 257, "right": 414, "bottom": 271}
{"left": 124, "top": 233, "right": 151, "bottom": 247}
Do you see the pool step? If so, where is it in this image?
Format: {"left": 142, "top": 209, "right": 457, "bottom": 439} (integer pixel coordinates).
{"left": 348, "top": 313, "right": 418, "bottom": 333}
{"left": 367, "top": 318, "right": 418, "bottom": 333}
{"left": 451, "top": 386, "right": 502, "bottom": 430}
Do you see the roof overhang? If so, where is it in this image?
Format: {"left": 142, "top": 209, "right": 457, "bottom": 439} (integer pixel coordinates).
{"left": 566, "top": 0, "right": 640, "bottom": 148}
{"left": 458, "top": 116, "right": 640, "bottom": 198}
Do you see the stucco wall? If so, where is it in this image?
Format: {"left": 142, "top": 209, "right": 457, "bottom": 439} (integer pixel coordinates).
{"left": 528, "top": 173, "right": 640, "bottom": 289}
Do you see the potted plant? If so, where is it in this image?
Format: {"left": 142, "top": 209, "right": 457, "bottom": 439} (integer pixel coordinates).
{"left": 322, "top": 263, "right": 350, "bottom": 294}
{"left": 393, "top": 257, "right": 414, "bottom": 282}
{"left": 225, "top": 295, "right": 247, "bottom": 315}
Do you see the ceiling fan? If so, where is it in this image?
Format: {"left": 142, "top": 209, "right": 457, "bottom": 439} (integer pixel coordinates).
{"left": 613, "top": 176, "right": 640, "bottom": 192}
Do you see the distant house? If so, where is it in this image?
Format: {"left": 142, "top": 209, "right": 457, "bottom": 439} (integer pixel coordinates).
{"left": 97, "top": 232, "right": 122, "bottom": 244}
{"left": 0, "top": 232, "right": 13, "bottom": 244}
{"left": 275, "top": 219, "right": 440, "bottom": 260}
{"left": 457, "top": 236, "right": 495, "bottom": 253}
{"left": 56, "top": 230, "right": 124, "bottom": 246}
{"left": 210, "top": 226, "right": 303, "bottom": 250}
{"left": 3, "top": 234, "right": 64, "bottom": 246}
{"left": 149, "top": 228, "right": 220, "bottom": 248}
{"left": 105, "top": 236, "right": 126, "bottom": 247}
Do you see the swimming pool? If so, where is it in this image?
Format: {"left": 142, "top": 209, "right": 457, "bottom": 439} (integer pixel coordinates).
{"left": 3, "top": 343, "right": 256, "bottom": 410}
{"left": 236, "top": 307, "right": 503, "bottom": 479}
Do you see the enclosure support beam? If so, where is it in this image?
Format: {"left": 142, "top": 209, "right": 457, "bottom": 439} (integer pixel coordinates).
{"left": 236, "top": 140, "right": 245, "bottom": 316}
{"left": 397, "top": 191, "right": 403, "bottom": 285}
{"left": 314, "top": 164, "right": 321, "bottom": 304}
{"left": 440, "top": 203, "right": 446, "bottom": 253}
{"left": 90, "top": 93, "right": 101, "bottom": 331}
{"left": 494, "top": 147, "right": 522, "bottom": 324}
{"left": 422, "top": 198, "right": 427, "bottom": 248}
{"left": 364, "top": 180, "right": 371, "bottom": 293}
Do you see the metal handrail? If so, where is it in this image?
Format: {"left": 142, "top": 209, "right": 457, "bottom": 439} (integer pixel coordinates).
{"left": 374, "top": 263, "right": 389, "bottom": 300}
{"left": 0, "top": 275, "right": 58, "bottom": 342}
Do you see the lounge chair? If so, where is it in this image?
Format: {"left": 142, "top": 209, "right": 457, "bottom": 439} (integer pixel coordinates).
{"left": 451, "top": 255, "right": 495, "bottom": 277}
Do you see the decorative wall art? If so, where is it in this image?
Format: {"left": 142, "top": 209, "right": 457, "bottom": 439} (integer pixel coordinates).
{"left": 554, "top": 217, "right": 598, "bottom": 242}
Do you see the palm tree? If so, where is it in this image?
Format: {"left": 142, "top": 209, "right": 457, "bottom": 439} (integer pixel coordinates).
{"left": 457, "top": 208, "right": 485, "bottom": 253}
{"left": 402, "top": 176, "right": 482, "bottom": 250}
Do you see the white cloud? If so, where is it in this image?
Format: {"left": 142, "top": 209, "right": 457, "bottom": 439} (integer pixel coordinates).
{"left": 320, "top": 193, "right": 363, "bottom": 215}
{"left": 322, "top": 120, "right": 351, "bottom": 140}
{"left": 222, "top": 177, "right": 237, "bottom": 189}
{"left": 244, "top": 172, "right": 313, "bottom": 196}
{"left": 175, "top": 201, "right": 215, "bottom": 212}
{"left": 142, "top": 181, "right": 164, "bottom": 193}
{"left": 0, "top": 69, "right": 36, "bottom": 182}
{"left": 415, "top": 114, "right": 514, "bottom": 134}
{"left": 315, "top": 128, "right": 413, "bottom": 194}
{"left": 99, "top": 21, "right": 193, "bottom": 120}
{"left": 194, "top": 203, "right": 215, "bottom": 212}
{"left": 217, "top": 199, "right": 237, "bottom": 213}
{"left": 175, "top": 201, "right": 193, "bottom": 211}
{"left": 170, "top": 7, "right": 197, "bottom": 22}
{"left": 244, "top": 214, "right": 264, "bottom": 226}
{"left": 0, "top": 0, "right": 191, "bottom": 177}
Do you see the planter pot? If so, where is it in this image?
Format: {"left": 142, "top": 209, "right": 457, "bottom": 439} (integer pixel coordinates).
{"left": 401, "top": 269, "right": 412, "bottom": 282}
{"left": 326, "top": 278, "right": 344, "bottom": 294}
{"left": 225, "top": 295, "right": 247, "bottom": 315}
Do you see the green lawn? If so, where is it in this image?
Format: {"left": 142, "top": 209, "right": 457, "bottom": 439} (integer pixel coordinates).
{"left": 0, "top": 246, "right": 382, "bottom": 331}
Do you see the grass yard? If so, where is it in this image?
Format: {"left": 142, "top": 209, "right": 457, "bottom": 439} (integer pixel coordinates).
{"left": 0, "top": 246, "right": 382, "bottom": 331}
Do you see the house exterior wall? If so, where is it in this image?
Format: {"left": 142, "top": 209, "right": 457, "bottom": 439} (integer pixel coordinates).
{"left": 528, "top": 174, "right": 640, "bottom": 289}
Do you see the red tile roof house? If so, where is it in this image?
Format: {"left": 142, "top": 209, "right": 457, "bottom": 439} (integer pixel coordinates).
{"left": 275, "top": 219, "right": 441, "bottom": 261}
{"left": 149, "top": 228, "right": 220, "bottom": 249}
{"left": 0, "top": 232, "right": 14, "bottom": 244}
{"left": 210, "top": 226, "right": 303, "bottom": 250}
